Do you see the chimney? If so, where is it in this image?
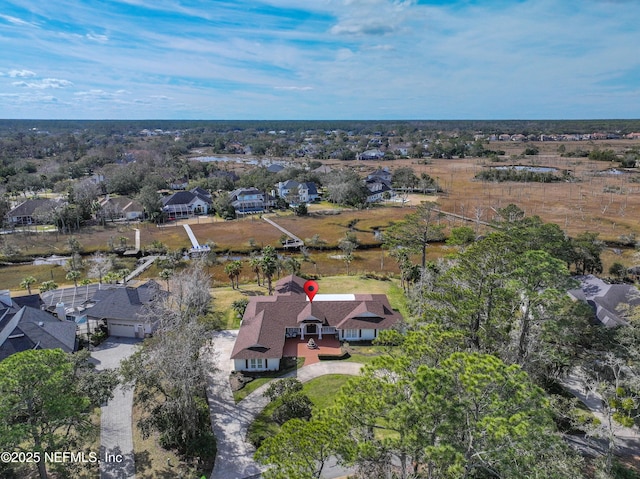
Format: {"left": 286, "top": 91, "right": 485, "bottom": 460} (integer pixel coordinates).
{"left": 55, "top": 302, "right": 66, "bottom": 320}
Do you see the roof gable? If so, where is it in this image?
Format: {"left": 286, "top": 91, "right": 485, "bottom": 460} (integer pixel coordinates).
{"left": 0, "top": 306, "right": 76, "bottom": 361}
{"left": 232, "top": 276, "right": 403, "bottom": 360}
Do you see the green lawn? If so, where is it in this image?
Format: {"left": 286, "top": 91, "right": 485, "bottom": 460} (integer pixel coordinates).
{"left": 233, "top": 357, "right": 305, "bottom": 403}
{"left": 344, "top": 343, "right": 389, "bottom": 364}
{"left": 302, "top": 374, "right": 352, "bottom": 411}
{"left": 247, "top": 374, "right": 353, "bottom": 448}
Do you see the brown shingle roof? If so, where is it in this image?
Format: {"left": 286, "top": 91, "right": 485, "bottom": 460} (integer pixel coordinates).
{"left": 231, "top": 276, "right": 403, "bottom": 360}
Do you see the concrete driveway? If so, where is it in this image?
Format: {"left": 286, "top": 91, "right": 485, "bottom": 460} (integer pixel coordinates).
{"left": 91, "top": 337, "right": 141, "bottom": 479}
{"left": 206, "top": 330, "right": 363, "bottom": 479}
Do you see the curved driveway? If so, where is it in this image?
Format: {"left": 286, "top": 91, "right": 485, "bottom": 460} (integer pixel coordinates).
{"left": 206, "top": 330, "right": 363, "bottom": 479}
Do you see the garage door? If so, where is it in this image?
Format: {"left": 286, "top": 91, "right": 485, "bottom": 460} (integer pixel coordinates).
{"left": 108, "top": 322, "right": 135, "bottom": 338}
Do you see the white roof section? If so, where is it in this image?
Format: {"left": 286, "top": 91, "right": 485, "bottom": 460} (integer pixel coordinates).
{"left": 307, "top": 294, "right": 356, "bottom": 302}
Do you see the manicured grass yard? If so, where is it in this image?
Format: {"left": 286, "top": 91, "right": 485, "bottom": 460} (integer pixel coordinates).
{"left": 248, "top": 374, "right": 353, "bottom": 448}
{"left": 233, "top": 358, "right": 306, "bottom": 403}
{"left": 344, "top": 343, "right": 389, "bottom": 364}
{"left": 313, "top": 275, "right": 408, "bottom": 317}
{"left": 302, "top": 374, "right": 353, "bottom": 411}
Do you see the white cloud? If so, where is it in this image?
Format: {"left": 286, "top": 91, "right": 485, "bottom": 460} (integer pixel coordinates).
{"left": 0, "top": 14, "right": 38, "bottom": 27}
{"left": 74, "top": 89, "right": 128, "bottom": 100}
{"left": 86, "top": 32, "right": 109, "bottom": 43}
{"left": 330, "top": 0, "right": 416, "bottom": 36}
{"left": 370, "top": 44, "right": 395, "bottom": 51}
{"left": 331, "top": 22, "right": 394, "bottom": 36}
{"left": 8, "top": 69, "right": 37, "bottom": 78}
{"left": 274, "top": 86, "right": 313, "bottom": 91}
{"left": 13, "top": 78, "right": 73, "bottom": 89}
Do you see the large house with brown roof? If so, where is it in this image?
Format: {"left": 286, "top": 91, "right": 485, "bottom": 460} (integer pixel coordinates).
{"left": 231, "top": 275, "right": 403, "bottom": 371}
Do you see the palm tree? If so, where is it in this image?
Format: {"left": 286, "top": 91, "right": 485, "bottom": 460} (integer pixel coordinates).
{"left": 260, "top": 246, "right": 278, "bottom": 294}
{"left": 284, "top": 257, "right": 301, "bottom": 275}
{"left": 232, "top": 260, "right": 243, "bottom": 288}
{"left": 39, "top": 280, "right": 58, "bottom": 293}
{"left": 224, "top": 261, "right": 243, "bottom": 289}
{"left": 224, "top": 263, "right": 236, "bottom": 289}
{"left": 159, "top": 268, "right": 173, "bottom": 292}
{"left": 118, "top": 268, "right": 131, "bottom": 285}
{"left": 20, "top": 276, "right": 37, "bottom": 295}
{"left": 103, "top": 272, "right": 118, "bottom": 284}
{"left": 249, "top": 253, "right": 262, "bottom": 286}
{"left": 65, "top": 270, "right": 81, "bottom": 288}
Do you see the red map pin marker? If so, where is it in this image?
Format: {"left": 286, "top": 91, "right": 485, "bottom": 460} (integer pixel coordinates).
{"left": 303, "top": 280, "right": 319, "bottom": 302}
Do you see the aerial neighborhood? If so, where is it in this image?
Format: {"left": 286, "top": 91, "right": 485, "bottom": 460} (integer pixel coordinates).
{"left": 1, "top": 119, "right": 640, "bottom": 479}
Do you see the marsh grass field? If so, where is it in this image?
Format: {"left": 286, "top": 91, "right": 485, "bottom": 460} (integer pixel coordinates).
{"left": 3, "top": 139, "right": 640, "bottom": 292}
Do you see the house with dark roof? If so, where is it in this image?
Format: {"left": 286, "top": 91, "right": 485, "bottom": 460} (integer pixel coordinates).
{"left": 229, "top": 187, "right": 268, "bottom": 214}
{"left": 7, "top": 198, "right": 65, "bottom": 225}
{"left": 266, "top": 163, "right": 286, "bottom": 173}
{"left": 162, "top": 188, "right": 212, "bottom": 218}
{"left": 0, "top": 290, "right": 77, "bottom": 361}
{"left": 169, "top": 177, "right": 189, "bottom": 190}
{"left": 568, "top": 275, "right": 640, "bottom": 328}
{"left": 357, "top": 149, "right": 385, "bottom": 160}
{"left": 275, "top": 180, "right": 320, "bottom": 204}
{"left": 86, "top": 281, "right": 163, "bottom": 338}
{"left": 231, "top": 275, "right": 403, "bottom": 371}
{"left": 367, "top": 167, "right": 392, "bottom": 182}
{"left": 365, "top": 177, "right": 393, "bottom": 203}
{"left": 98, "top": 196, "right": 144, "bottom": 221}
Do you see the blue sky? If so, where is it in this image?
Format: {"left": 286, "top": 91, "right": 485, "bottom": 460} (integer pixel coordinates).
{"left": 1, "top": 0, "right": 638, "bottom": 120}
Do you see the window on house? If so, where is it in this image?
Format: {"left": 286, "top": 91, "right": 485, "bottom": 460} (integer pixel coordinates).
{"left": 250, "top": 358, "right": 263, "bottom": 369}
{"left": 344, "top": 329, "right": 359, "bottom": 339}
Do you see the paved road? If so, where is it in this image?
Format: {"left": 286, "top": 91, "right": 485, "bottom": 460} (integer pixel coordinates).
{"left": 91, "top": 338, "right": 141, "bottom": 479}
{"left": 206, "top": 330, "right": 363, "bottom": 479}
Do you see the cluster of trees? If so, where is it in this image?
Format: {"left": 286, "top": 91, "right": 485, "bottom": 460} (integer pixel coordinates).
{"left": 120, "top": 262, "right": 214, "bottom": 459}
{"left": 0, "top": 349, "right": 119, "bottom": 479}
{"left": 228, "top": 244, "right": 310, "bottom": 293}
{"left": 257, "top": 205, "right": 638, "bottom": 478}
{"left": 257, "top": 326, "right": 584, "bottom": 479}
{"left": 474, "top": 167, "right": 569, "bottom": 183}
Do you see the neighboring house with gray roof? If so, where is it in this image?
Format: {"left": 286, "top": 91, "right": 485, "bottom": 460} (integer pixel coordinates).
{"left": 266, "top": 163, "right": 285, "bottom": 173}
{"left": 276, "top": 180, "right": 320, "bottom": 204}
{"left": 365, "top": 177, "right": 393, "bottom": 203}
{"left": 162, "top": 188, "right": 212, "bottom": 218}
{"left": 357, "top": 149, "right": 385, "bottom": 160}
{"left": 0, "top": 299, "right": 77, "bottom": 361}
{"left": 86, "top": 281, "right": 163, "bottom": 338}
{"left": 229, "top": 187, "right": 268, "bottom": 214}
{"left": 7, "top": 198, "right": 65, "bottom": 225}
{"left": 98, "top": 196, "right": 144, "bottom": 221}
{"left": 568, "top": 275, "right": 640, "bottom": 328}
{"left": 231, "top": 275, "right": 403, "bottom": 371}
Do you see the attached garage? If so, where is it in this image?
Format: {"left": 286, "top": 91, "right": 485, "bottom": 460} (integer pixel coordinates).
{"left": 85, "top": 282, "right": 163, "bottom": 339}
{"left": 107, "top": 321, "right": 136, "bottom": 338}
